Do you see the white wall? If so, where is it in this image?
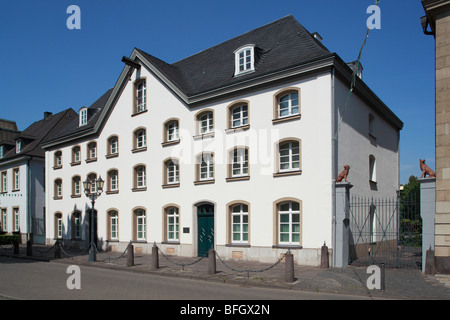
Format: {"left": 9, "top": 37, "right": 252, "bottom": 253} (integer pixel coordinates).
{"left": 45, "top": 66, "right": 335, "bottom": 265}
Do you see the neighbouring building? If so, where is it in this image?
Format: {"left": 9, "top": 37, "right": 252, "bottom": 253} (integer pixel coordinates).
{"left": 421, "top": 0, "right": 450, "bottom": 273}
{"left": 41, "top": 15, "right": 402, "bottom": 266}
{"left": 0, "top": 110, "right": 76, "bottom": 244}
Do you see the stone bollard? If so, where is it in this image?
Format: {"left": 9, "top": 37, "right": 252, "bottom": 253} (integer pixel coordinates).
{"left": 208, "top": 248, "right": 216, "bottom": 275}
{"left": 54, "top": 241, "right": 61, "bottom": 259}
{"left": 26, "top": 239, "right": 33, "bottom": 256}
{"left": 321, "top": 243, "right": 329, "bottom": 268}
{"left": 127, "top": 242, "right": 134, "bottom": 267}
{"left": 285, "top": 252, "right": 295, "bottom": 283}
{"left": 425, "top": 248, "right": 436, "bottom": 275}
{"left": 151, "top": 242, "right": 159, "bottom": 270}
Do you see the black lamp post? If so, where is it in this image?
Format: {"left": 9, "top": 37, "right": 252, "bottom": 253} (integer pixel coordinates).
{"left": 83, "top": 176, "right": 104, "bottom": 262}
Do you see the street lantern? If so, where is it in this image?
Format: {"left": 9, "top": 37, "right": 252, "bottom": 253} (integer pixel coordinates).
{"left": 83, "top": 175, "right": 104, "bottom": 262}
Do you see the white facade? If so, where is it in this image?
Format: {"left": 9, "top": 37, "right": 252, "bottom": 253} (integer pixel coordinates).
{"left": 43, "top": 18, "right": 402, "bottom": 266}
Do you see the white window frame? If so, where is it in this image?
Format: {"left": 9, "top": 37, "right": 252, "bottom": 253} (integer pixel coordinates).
{"left": 1, "top": 208, "right": 7, "bottom": 231}
{"left": 278, "top": 202, "right": 300, "bottom": 245}
{"left": 136, "top": 81, "right": 146, "bottom": 113}
{"left": 0, "top": 146, "right": 4, "bottom": 159}
{"left": 200, "top": 154, "right": 214, "bottom": 181}
{"left": 234, "top": 45, "right": 255, "bottom": 76}
{"left": 136, "top": 130, "right": 146, "bottom": 149}
{"left": 1, "top": 171, "right": 6, "bottom": 193}
{"left": 79, "top": 108, "right": 88, "bottom": 126}
{"left": 13, "top": 168, "right": 20, "bottom": 190}
{"left": 166, "top": 207, "right": 179, "bottom": 241}
{"left": 88, "top": 143, "right": 97, "bottom": 160}
{"left": 279, "top": 142, "right": 300, "bottom": 172}
{"left": 110, "top": 211, "right": 118, "bottom": 241}
{"left": 232, "top": 148, "right": 248, "bottom": 177}
{"left": 199, "top": 112, "right": 213, "bottom": 134}
{"left": 136, "top": 166, "right": 146, "bottom": 188}
{"left": 73, "top": 147, "right": 81, "bottom": 163}
{"left": 231, "top": 204, "right": 249, "bottom": 244}
{"left": 230, "top": 104, "right": 248, "bottom": 128}
{"left": 57, "top": 216, "right": 63, "bottom": 239}
{"left": 16, "top": 140, "right": 21, "bottom": 153}
{"left": 110, "top": 170, "right": 118, "bottom": 191}
{"left": 167, "top": 161, "right": 179, "bottom": 184}
{"left": 136, "top": 209, "right": 146, "bottom": 241}
{"left": 73, "top": 176, "right": 81, "bottom": 196}
{"left": 109, "top": 137, "right": 118, "bottom": 155}
{"left": 167, "top": 121, "right": 179, "bottom": 142}
{"left": 278, "top": 92, "right": 299, "bottom": 118}
{"left": 13, "top": 208, "right": 19, "bottom": 232}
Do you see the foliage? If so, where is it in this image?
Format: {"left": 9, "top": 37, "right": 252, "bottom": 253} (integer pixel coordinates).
{"left": 0, "top": 234, "right": 20, "bottom": 245}
{"left": 399, "top": 176, "right": 422, "bottom": 247}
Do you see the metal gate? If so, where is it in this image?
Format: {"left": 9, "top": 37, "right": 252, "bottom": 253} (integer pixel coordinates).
{"left": 348, "top": 193, "right": 421, "bottom": 269}
{"left": 32, "top": 217, "right": 46, "bottom": 244}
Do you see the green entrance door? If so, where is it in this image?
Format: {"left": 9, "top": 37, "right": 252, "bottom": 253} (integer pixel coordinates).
{"left": 197, "top": 204, "right": 214, "bottom": 257}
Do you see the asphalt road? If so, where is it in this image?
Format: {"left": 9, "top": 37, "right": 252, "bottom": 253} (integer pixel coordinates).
{"left": 0, "top": 256, "right": 369, "bottom": 301}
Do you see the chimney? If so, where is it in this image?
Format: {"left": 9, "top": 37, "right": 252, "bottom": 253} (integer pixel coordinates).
{"left": 44, "top": 112, "right": 52, "bottom": 119}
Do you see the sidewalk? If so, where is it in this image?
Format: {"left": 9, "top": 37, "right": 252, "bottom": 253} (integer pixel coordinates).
{"left": 2, "top": 243, "right": 450, "bottom": 300}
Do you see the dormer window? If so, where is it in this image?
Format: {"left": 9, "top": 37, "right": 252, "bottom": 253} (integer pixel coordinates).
{"left": 234, "top": 45, "right": 255, "bottom": 76}
{"left": 0, "top": 146, "right": 3, "bottom": 159}
{"left": 16, "top": 140, "right": 22, "bottom": 153}
{"left": 79, "top": 107, "right": 88, "bottom": 126}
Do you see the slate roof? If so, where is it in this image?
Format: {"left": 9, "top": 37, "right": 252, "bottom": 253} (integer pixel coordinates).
{"left": 136, "top": 15, "right": 332, "bottom": 96}
{"left": 0, "top": 109, "right": 77, "bottom": 161}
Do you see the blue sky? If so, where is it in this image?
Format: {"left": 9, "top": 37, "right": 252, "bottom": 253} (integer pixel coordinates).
{"left": 0, "top": 0, "right": 435, "bottom": 184}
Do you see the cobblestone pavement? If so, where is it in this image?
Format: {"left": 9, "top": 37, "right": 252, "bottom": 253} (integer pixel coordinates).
{"left": 2, "top": 244, "right": 450, "bottom": 300}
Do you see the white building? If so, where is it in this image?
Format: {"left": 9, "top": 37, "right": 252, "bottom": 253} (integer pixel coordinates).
{"left": 0, "top": 110, "right": 76, "bottom": 244}
{"left": 42, "top": 16, "right": 403, "bottom": 266}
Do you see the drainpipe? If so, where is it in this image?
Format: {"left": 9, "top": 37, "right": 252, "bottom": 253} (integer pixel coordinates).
{"left": 27, "top": 157, "right": 32, "bottom": 242}
{"left": 331, "top": 67, "right": 337, "bottom": 267}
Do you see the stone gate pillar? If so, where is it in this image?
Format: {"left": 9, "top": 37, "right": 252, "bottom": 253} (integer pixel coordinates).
{"left": 334, "top": 182, "right": 352, "bottom": 267}
{"left": 419, "top": 177, "right": 436, "bottom": 273}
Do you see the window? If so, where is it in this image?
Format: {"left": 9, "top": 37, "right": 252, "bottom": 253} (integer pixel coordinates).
{"left": 230, "top": 203, "right": 249, "bottom": 244}
{"left": 135, "top": 79, "right": 147, "bottom": 114}
{"left": 87, "top": 173, "right": 97, "bottom": 193}
{"left": 55, "top": 213, "right": 63, "bottom": 239}
{"left": 234, "top": 45, "right": 255, "bottom": 76}
{"left": 1, "top": 208, "right": 6, "bottom": 231}
{"left": 0, "top": 146, "right": 4, "bottom": 159}
{"left": 369, "top": 155, "right": 376, "bottom": 183}
{"left": 230, "top": 148, "right": 249, "bottom": 178}
{"left": 72, "top": 176, "right": 81, "bottom": 197}
{"left": 108, "top": 210, "right": 119, "bottom": 241}
{"left": 16, "top": 139, "right": 22, "bottom": 153}
{"left": 72, "top": 212, "right": 81, "bottom": 240}
{"left": 273, "top": 88, "right": 301, "bottom": 122}
{"left": 197, "top": 111, "right": 214, "bottom": 135}
{"left": 163, "top": 159, "right": 179, "bottom": 187}
{"left": 54, "top": 151, "right": 62, "bottom": 168}
{"left": 13, "top": 207, "right": 19, "bottom": 232}
{"left": 133, "top": 128, "right": 147, "bottom": 151}
{"left": 164, "top": 119, "right": 179, "bottom": 143}
{"left": 107, "top": 136, "right": 119, "bottom": 156}
{"left": 134, "top": 209, "right": 146, "bottom": 241}
{"left": 54, "top": 179, "right": 62, "bottom": 199}
{"left": 229, "top": 103, "right": 249, "bottom": 129}
{"left": 165, "top": 206, "right": 179, "bottom": 242}
{"left": 87, "top": 142, "right": 97, "bottom": 161}
{"left": 108, "top": 169, "right": 119, "bottom": 192}
{"left": 199, "top": 153, "right": 214, "bottom": 182}
{"left": 79, "top": 108, "right": 88, "bottom": 126}
{"left": 369, "top": 114, "right": 376, "bottom": 137}
{"left": 278, "top": 140, "right": 300, "bottom": 173}
{"left": 277, "top": 201, "right": 301, "bottom": 245}
{"left": 13, "top": 168, "right": 19, "bottom": 191}
{"left": 72, "top": 146, "right": 81, "bottom": 165}
{"left": 1, "top": 171, "right": 6, "bottom": 193}
{"left": 133, "top": 165, "right": 146, "bottom": 190}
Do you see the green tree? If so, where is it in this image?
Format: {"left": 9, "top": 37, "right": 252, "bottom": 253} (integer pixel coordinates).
{"left": 399, "top": 175, "right": 421, "bottom": 247}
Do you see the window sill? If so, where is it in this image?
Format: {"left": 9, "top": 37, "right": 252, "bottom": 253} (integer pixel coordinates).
{"left": 272, "top": 245, "right": 303, "bottom": 250}
{"left": 53, "top": 165, "right": 62, "bottom": 170}
{"left": 162, "top": 139, "right": 180, "bottom": 147}
{"left": 272, "top": 114, "right": 301, "bottom": 124}
{"left": 193, "top": 132, "right": 214, "bottom": 140}
{"left": 161, "top": 241, "right": 180, "bottom": 245}
{"left": 70, "top": 161, "right": 81, "bottom": 166}
{"left": 71, "top": 194, "right": 81, "bottom": 198}
{"left": 226, "top": 176, "right": 250, "bottom": 182}
{"left": 86, "top": 158, "right": 97, "bottom": 163}
{"left": 225, "top": 125, "right": 250, "bottom": 133}
{"left": 194, "top": 179, "right": 215, "bottom": 185}
{"left": 131, "top": 109, "right": 148, "bottom": 117}
{"left": 106, "top": 190, "right": 119, "bottom": 195}
{"left": 273, "top": 170, "right": 302, "bottom": 178}
{"left": 106, "top": 153, "right": 119, "bottom": 159}
{"left": 132, "top": 187, "right": 147, "bottom": 192}
{"left": 132, "top": 147, "right": 147, "bottom": 153}
{"left": 53, "top": 197, "right": 63, "bottom": 200}
{"left": 162, "top": 183, "right": 180, "bottom": 189}
{"left": 225, "top": 243, "right": 251, "bottom": 248}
